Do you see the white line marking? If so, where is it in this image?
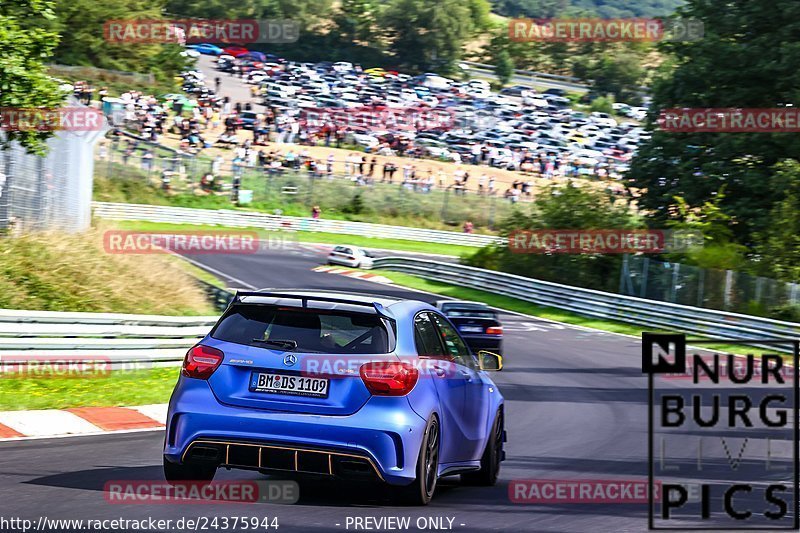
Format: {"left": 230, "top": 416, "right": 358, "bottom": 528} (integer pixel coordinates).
{"left": 0, "top": 427, "right": 164, "bottom": 442}
{"left": 175, "top": 255, "right": 257, "bottom": 289}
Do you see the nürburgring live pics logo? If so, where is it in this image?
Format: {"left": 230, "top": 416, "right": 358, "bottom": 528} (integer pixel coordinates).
{"left": 643, "top": 332, "right": 799, "bottom": 529}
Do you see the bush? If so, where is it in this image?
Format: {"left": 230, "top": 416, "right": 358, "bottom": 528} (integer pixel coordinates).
{"left": 341, "top": 192, "right": 368, "bottom": 215}
{"left": 590, "top": 95, "right": 615, "bottom": 115}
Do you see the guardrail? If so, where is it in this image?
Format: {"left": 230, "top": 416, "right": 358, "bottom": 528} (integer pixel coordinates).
{"left": 461, "top": 61, "right": 590, "bottom": 93}
{"left": 372, "top": 257, "right": 800, "bottom": 352}
{"left": 93, "top": 202, "right": 504, "bottom": 248}
{"left": 0, "top": 309, "right": 220, "bottom": 368}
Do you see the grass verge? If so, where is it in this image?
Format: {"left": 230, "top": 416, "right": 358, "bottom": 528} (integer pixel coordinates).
{"left": 0, "top": 367, "right": 179, "bottom": 411}
{"left": 108, "top": 220, "right": 477, "bottom": 257}
{"left": 0, "top": 227, "right": 215, "bottom": 315}
{"left": 374, "top": 270, "right": 774, "bottom": 357}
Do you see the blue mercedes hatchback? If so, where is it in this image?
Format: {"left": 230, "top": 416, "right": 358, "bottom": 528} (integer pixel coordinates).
{"left": 163, "top": 290, "right": 505, "bottom": 505}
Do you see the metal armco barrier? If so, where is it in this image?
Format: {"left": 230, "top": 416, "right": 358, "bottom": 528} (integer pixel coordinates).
{"left": 0, "top": 309, "right": 219, "bottom": 368}
{"left": 372, "top": 257, "right": 800, "bottom": 352}
{"left": 93, "top": 202, "right": 504, "bottom": 248}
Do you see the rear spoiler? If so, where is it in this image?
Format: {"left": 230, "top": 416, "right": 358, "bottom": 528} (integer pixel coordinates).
{"left": 231, "top": 291, "right": 396, "bottom": 321}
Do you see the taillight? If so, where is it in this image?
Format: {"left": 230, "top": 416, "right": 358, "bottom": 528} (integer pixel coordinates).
{"left": 359, "top": 361, "right": 419, "bottom": 396}
{"left": 486, "top": 326, "right": 503, "bottom": 335}
{"left": 182, "top": 345, "right": 224, "bottom": 379}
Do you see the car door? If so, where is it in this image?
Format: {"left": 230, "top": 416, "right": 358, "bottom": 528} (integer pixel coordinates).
{"left": 429, "top": 313, "right": 490, "bottom": 462}
{"left": 414, "top": 312, "right": 468, "bottom": 463}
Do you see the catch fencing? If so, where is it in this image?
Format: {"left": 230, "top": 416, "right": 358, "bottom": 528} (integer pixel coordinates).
{"left": 0, "top": 121, "right": 104, "bottom": 233}
{"left": 99, "top": 136, "right": 529, "bottom": 229}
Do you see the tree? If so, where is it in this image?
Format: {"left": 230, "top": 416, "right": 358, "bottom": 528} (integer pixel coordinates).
{"left": 664, "top": 193, "right": 748, "bottom": 271}
{"left": 493, "top": 49, "right": 514, "bottom": 86}
{"left": 165, "top": 0, "right": 333, "bottom": 30}
{"left": 753, "top": 160, "right": 800, "bottom": 282}
{"left": 487, "top": 28, "right": 514, "bottom": 86}
{"left": 628, "top": 0, "right": 800, "bottom": 245}
{"left": 572, "top": 48, "right": 645, "bottom": 103}
{"left": 0, "top": 0, "right": 66, "bottom": 153}
{"left": 464, "top": 182, "right": 641, "bottom": 291}
{"left": 381, "top": 0, "right": 490, "bottom": 73}
{"left": 333, "top": 0, "right": 377, "bottom": 44}
{"left": 52, "top": 0, "right": 188, "bottom": 84}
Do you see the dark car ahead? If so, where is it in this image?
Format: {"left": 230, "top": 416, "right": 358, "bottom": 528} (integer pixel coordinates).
{"left": 434, "top": 301, "right": 503, "bottom": 357}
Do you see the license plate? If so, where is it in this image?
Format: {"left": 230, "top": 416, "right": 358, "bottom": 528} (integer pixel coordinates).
{"left": 459, "top": 326, "right": 484, "bottom": 334}
{"left": 249, "top": 372, "right": 329, "bottom": 398}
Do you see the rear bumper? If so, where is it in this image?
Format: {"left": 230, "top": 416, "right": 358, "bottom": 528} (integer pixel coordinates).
{"left": 164, "top": 378, "right": 428, "bottom": 485}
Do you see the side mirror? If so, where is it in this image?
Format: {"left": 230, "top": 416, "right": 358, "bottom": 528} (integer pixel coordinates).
{"left": 477, "top": 350, "right": 503, "bottom": 371}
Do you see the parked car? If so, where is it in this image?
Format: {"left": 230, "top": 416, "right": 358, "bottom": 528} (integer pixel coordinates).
{"left": 332, "top": 61, "right": 354, "bottom": 73}
{"left": 222, "top": 45, "right": 250, "bottom": 57}
{"left": 187, "top": 43, "right": 224, "bottom": 55}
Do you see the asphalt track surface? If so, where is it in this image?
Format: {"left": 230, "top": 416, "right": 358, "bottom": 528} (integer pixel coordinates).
{"left": 0, "top": 244, "right": 795, "bottom": 532}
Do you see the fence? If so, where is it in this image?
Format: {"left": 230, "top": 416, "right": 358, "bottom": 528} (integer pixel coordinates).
{"left": 47, "top": 64, "right": 155, "bottom": 86}
{"left": 0, "top": 117, "right": 104, "bottom": 232}
{"left": 3, "top": 256, "right": 798, "bottom": 368}
{"left": 92, "top": 202, "right": 505, "bottom": 247}
{"left": 372, "top": 257, "right": 800, "bottom": 352}
{"left": 98, "top": 136, "right": 532, "bottom": 229}
{"left": 619, "top": 255, "right": 800, "bottom": 317}
{"left": 0, "top": 309, "right": 218, "bottom": 368}
{"left": 461, "top": 61, "right": 590, "bottom": 93}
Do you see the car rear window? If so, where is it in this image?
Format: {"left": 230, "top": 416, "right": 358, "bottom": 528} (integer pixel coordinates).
{"left": 444, "top": 308, "right": 497, "bottom": 319}
{"left": 211, "top": 304, "right": 394, "bottom": 354}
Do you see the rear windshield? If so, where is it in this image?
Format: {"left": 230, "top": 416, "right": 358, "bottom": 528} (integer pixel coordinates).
{"left": 443, "top": 308, "right": 497, "bottom": 319}
{"left": 211, "top": 304, "right": 395, "bottom": 354}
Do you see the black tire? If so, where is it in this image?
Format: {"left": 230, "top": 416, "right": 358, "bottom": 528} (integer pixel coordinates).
{"left": 393, "top": 415, "right": 440, "bottom": 505}
{"left": 163, "top": 457, "right": 216, "bottom": 484}
{"left": 462, "top": 410, "right": 503, "bottom": 486}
